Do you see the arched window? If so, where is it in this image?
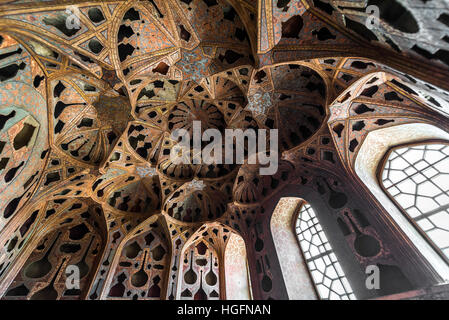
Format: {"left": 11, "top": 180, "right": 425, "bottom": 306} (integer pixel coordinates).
{"left": 380, "top": 142, "right": 449, "bottom": 261}
{"left": 296, "top": 203, "right": 355, "bottom": 300}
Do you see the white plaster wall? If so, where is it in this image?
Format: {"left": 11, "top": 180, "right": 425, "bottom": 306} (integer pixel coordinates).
{"left": 271, "top": 197, "right": 318, "bottom": 299}
{"left": 224, "top": 233, "right": 251, "bottom": 300}
{"left": 355, "top": 123, "right": 449, "bottom": 281}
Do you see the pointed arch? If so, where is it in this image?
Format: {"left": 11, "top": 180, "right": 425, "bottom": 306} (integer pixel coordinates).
{"left": 271, "top": 197, "right": 355, "bottom": 299}
{"left": 224, "top": 232, "right": 251, "bottom": 300}
{"left": 270, "top": 197, "right": 318, "bottom": 299}
{"left": 355, "top": 123, "right": 449, "bottom": 281}
{"left": 105, "top": 225, "right": 169, "bottom": 300}
{"left": 379, "top": 141, "right": 449, "bottom": 262}
{"left": 2, "top": 200, "right": 106, "bottom": 300}
{"left": 178, "top": 239, "right": 220, "bottom": 300}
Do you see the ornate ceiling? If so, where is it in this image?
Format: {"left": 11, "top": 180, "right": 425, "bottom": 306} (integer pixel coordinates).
{"left": 0, "top": 0, "right": 449, "bottom": 300}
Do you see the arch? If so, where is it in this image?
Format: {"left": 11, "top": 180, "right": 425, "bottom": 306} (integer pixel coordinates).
{"left": 271, "top": 196, "right": 356, "bottom": 300}
{"left": 379, "top": 141, "right": 449, "bottom": 262}
{"left": 0, "top": 34, "right": 49, "bottom": 235}
{"left": 355, "top": 123, "right": 449, "bottom": 280}
{"left": 105, "top": 228, "right": 169, "bottom": 300}
{"left": 271, "top": 197, "right": 318, "bottom": 300}
{"left": 178, "top": 239, "right": 220, "bottom": 300}
{"left": 2, "top": 208, "right": 104, "bottom": 300}
{"left": 224, "top": 232, "right": 251, "bottom": 300}
{"left": 295, "top": 202, "right": 356, "bottom": 300}
{"left": 2, "top": 0, "right": 449, "bottom": 302}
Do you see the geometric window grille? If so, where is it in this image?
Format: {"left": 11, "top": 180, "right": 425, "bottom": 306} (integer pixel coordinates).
{"left": 296, "top": 203, "right": 356, "bottom": 300}
{"left": 381, "top": 143, "right": 449, "bottom": 260}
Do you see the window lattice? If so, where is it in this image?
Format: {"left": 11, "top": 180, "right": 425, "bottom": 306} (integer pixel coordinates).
{"left": 382, "top": 144, "right": 449, "bottom": 260}
{"left": 296, "top": 203, "right": 355, "bottom": 300}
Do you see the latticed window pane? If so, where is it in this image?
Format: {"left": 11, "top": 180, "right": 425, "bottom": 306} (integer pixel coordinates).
{"left": 296, "top": 203, "right": 355, "bottom": 300}
{"left": 382, "top": 144, "right": 449, "bottom": 259}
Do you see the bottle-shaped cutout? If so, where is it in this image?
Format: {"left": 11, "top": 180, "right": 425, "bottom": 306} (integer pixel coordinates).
{"left": 25, "top": 232, "right": 62, "bottom": 278}
{"left": 30, "top": 258, "right": 66, "bottom": 300}
{"left": 61, "top": 136, "right": 82, "bottom": 151}
{"left": 131, "top": 250, "right": 149, "bottom": 287}
{"left": 194, "top": 270, "right": 207, "bottom": 300}
{"left": 102, "top": 248, "right": 113, "bottom": 266}
{"left": 325, "top": 180, "right": 348, "bottom": 209}
{"left": 172, "top": 255, "right": 178, "bottom": 272}
{"left": 168, "top": 282, "right": 175, "bottom": 300}
{"left": 75, "top": 236, "right": 95, "bottom": 279}
{"left": 89, "top": 279, "right": 103, "bottom": 300}
{"left": 260, "top": 258, "right": 272, "bottom": 293}
{"left": 184, "top": 250, "right": 197, "bottom": 285}
{"left": 345, "top": 212, "right": 380, "bottom": 257}
{"left": 70, "top": 139, "right": 89, "bottom": 157}
{"left": 205, "top": 252, "right": 217, "bottom": 286}
{"left": 4, "top": 183, "right": 36, "bottom": 219}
